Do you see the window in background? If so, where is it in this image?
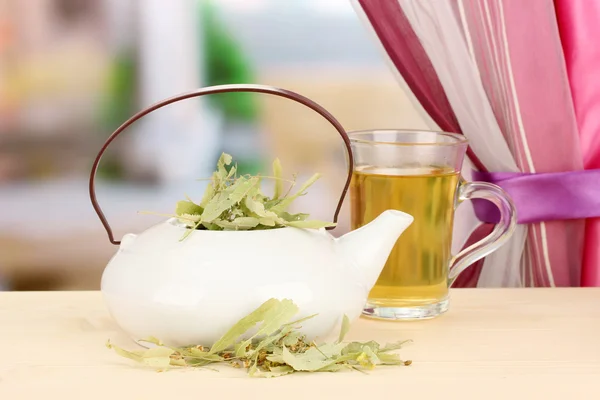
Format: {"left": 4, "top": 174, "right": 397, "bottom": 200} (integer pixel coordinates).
{"left": 0, "top": 0, "right": 425, "bottom": 291}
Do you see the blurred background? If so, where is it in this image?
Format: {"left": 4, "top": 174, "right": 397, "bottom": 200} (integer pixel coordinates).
{"left": 0, "top": 0, "right": 428, "bottom": 291}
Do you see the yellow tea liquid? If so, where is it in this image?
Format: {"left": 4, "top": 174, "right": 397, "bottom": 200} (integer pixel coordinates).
{"left": 350, "top": 166, "right": 459, "bottom": 307}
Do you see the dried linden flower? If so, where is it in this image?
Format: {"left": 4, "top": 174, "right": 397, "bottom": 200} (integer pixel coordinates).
{"left": 140, "top": 153, "right": 336, "bottom": 240}
{"left": 107, "top": 298, "right": 412, "bottom": 378}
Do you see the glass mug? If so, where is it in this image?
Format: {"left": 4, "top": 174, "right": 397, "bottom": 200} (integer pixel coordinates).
{"left": 349, "top": 130, "right": 516, "bottom": 320}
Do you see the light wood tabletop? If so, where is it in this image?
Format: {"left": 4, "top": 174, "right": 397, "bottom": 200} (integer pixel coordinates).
{"left": 1, "top": 289, "right": 599, "bottom": 399}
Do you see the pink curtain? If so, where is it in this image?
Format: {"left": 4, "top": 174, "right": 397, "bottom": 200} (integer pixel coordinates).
{"left": 354, "top": 0, "right": 593, "bottom": 287}
{"left": 555, "top": 1, "right": 600, "bottom": 286}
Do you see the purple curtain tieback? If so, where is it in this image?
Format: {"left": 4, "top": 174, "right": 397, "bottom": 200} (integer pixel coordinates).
{"left": 472, "top": 170, "right": 600, "bottom": 224}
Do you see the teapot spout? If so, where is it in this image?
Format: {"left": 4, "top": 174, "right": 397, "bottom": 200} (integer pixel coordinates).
{"left": 337, "top": 210, "right": 413, "bottom": 290}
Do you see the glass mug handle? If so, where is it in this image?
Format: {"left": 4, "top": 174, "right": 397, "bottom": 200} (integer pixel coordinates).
{"left": 448, "top": 180, "right": 517, "bottom": 286}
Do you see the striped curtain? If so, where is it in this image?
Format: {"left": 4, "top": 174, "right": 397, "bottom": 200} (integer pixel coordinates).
{"left": 555, "top": 1, "right": 600, "bottom": 286}
{"left": 353, "top": 0, "right": 599, "bottom": 287}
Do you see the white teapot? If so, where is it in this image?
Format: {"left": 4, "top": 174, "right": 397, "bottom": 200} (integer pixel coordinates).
{"left": 91, "top": 85, "right": 413, "bottom": 347}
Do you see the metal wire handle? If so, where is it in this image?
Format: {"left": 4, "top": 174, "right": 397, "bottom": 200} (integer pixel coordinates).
{"left": 89, "top": 84, "right": 354, "bottom": 245}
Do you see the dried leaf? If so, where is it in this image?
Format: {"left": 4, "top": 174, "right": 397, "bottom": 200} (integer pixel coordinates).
{"left": 379, "top": 340, "right": 412, "bottom": 353}
{"left": 278, "top": 212, "right": 309, "bottom": 222}
{"left": 244, "top": 193, "right": 280, "bottom": 219}
{"left": 246, "top": 332, "right": 286, "bottom": 360}
{"left": 142, "top": 347, "right": 175, "bottom": 368}
{"left": 337, "top": 315, "right": 351, "bottom": 343}
{"left": 175, "top": 200, "right": 203, "bottom": 216}
{"left": 106, "top": 341, "right": 175, "bottom": 369}
{"left": 226, "top": 164, "right": 237, "bottom": 180}
{"left": 214, "top": 217, "right": 260, "bottom": 230}
{"left": 281, "top": 346, "right": 356, "bottom": 372}
{"left": 201, "top": 176, "right": 257, "bottom": 222}
{"left": 201, "top": 221, "right": 221, "bottom": 230}
{"left": 209, "top": 298, "right": 290, "bottom": 355}
{"left": 269, "top": 173, "right": 321, "bottom": 214}
{"left": 266, "top": 353, "right": 285, "bottom": 364}
{"left": 235, "top": 299, "right": 299, "bottom": 357}
{"left": 201, "top": 191, "right": 234, "bottom": 222}
{"left": 360, "top": 345, "right": 381, "bottom": 368}
{"left": 282, "top": 331, "right": 303, "bottom": 346}
{"left": 139, "top": 336, "right": 164, "bottom": 346}
{"left": 355, "top": 352, "right": 372, "bottom": 369}
{"left": 143, "top": 153, "right": 337, "bottom": 235}
{"left": 272, "top": 158, "right": 284, "bottom": 200}
{"left": 342, "top": 341, "right": 380, "bottom": 355}
{"left": 250, "top": 365, "right": 294, "bottom": 378}
{"left": 227, "top": 176, "right": 260, "bottom": 204}
{"left": 316, "top": 342, "right": 346, "bottom": 358}
{"left": 199, "top": 182, "right": 215, "bottom": 208}
{"left": 258, "top": 217, "right": 278, "bottom": 227}
{"left": 216, "top": 153, "right": 232, "bottom": 180}
{"left": 376, "top": 352, "right": 405, "bottom": 365}
{"left": 183, "top": 348, "right": 224, "bottom": 362}
{"left": 281, "top": 346, "right": 332, "bottom": 372}
{"left": 185, "top": 358, "right": 216, "bottom": 367}
{"left": 107, "top": 341, "right": 144, "bottom": 363}
{"left": 143, "top": 347, "right": 175, "bottom": 357}
{"left": 170, "top": 358, "right": 187, "bottom": 367}
{"left": 107, "top": 298, "right": 412, "bottom": 378}
{"left": 178, "top": 213, "right": 202, "bottom": 227}
{"left": 230, "top": 208, "right": 245, "bottom": 218}
{"left": 315, "top": 364, "right": 349, "bottom": 372}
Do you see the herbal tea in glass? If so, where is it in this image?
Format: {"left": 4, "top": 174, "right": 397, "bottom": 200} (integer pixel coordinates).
{"left": 351, "top": 166, "right": 459, "bottom": 308}
{"left": 349, "top": 130, "right": 516, "bottom": 320}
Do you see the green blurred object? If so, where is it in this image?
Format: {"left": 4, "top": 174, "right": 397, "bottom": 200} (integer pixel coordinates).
{"left": 200, "top": 0, "right": 258, "bottom": 122}
{"left": 235, "top": 159, "right": 264, "bottom": 176}
{"left": 96, "top": 50, "right": 137, "bottom": 180}
{"left": 102, "top": 50, "right": 137, "bottom": 130}
{"left": 200, "top": 1, "right": 264, "bottom": 177}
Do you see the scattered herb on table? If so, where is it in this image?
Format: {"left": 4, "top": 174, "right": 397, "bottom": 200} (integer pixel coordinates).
{"left": 107, "top": 298, "right": 412, "bottom": 378}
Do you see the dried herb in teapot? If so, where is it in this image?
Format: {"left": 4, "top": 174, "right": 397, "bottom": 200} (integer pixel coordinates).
{"left": 141, "top": 153, "right": 336, "bottom": 239}
{"left": 106, "top": 298, "right": 412, "bottom": 378}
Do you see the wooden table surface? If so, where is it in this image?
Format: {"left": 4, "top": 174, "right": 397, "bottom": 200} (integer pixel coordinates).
{"left": 1, "top": 289, "right": 599, "bottom": 399}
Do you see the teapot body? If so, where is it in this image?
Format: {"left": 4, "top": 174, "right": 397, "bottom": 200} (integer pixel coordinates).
{"left": 101, "top": 219, "right": 367, "bottom": 347}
